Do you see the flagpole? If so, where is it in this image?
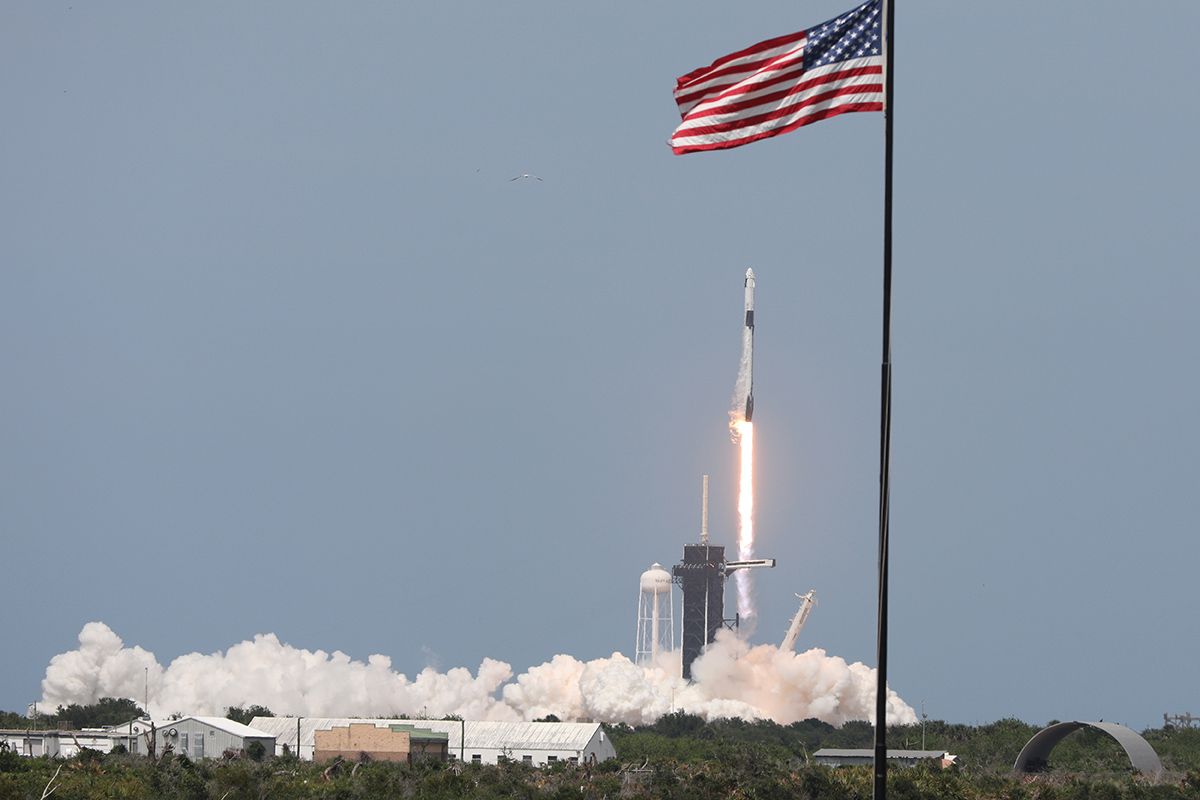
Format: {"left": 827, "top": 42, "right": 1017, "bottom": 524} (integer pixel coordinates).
{"left": 873, "top": 0, "right": 896, "bottom": 798}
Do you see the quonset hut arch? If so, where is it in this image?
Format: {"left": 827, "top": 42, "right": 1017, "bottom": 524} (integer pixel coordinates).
{"left": 1013, "top": 721, "right": 1163, "bottom": 779}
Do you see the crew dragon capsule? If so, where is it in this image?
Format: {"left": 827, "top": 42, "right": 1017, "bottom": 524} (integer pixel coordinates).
{"left": 743, "top": 267, "right": 755, "bottom": 421}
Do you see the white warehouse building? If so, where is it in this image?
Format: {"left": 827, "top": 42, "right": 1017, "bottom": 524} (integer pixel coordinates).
{"left": 0, "top": 727, "right": 138, "bottom": 758}
{"left": 153, "top": 717, "right": 276, "bottom": 760}
{"left": 0, "top": 716, "right": 277, "bottom": 761}
{"left": 249, "top": 717, "right": 616, "bottom": 766}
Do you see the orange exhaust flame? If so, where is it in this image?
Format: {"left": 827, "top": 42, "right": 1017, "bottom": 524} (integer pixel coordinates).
{"left": 731, "top": 418, "right": 754, "bottom": 619}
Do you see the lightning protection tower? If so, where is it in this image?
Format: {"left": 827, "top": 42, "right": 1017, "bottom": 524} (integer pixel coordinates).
{"left": 635, "top": 563, "right": 675, "bottom": 666}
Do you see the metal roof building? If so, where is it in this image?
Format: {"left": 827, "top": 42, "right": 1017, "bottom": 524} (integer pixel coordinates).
{"left": 152, "top": 716, "right": 276, "bottom": 760}
{"left": 0, "top": 727, "right": 139, "bottom": 758}
{"left": 813, "top": 749, "right": 958, "bottom": 768}
{"left": 250, "top": 717, "right": 615, "bottom": 766}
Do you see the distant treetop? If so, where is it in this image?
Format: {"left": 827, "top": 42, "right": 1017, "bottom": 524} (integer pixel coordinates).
{"left": 226, "top": 705, "right": 274, "bottom": 725}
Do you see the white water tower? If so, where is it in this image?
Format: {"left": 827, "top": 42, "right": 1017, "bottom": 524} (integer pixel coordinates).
{"left": 635, "top": 563, "right": 674, "bottom": 666}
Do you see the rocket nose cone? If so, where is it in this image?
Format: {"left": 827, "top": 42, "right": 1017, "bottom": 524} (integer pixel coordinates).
{"left": 745, "top": 268, "right": 755, "bottom": 279}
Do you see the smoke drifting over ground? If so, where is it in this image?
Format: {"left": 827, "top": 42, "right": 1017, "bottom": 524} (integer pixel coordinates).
{"left": 41, "top": 623, "right": 915, "bottom": 727}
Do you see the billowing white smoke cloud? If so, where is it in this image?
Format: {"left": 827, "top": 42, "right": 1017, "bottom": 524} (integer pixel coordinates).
{"left": 41, "top": 623, "right": 916, "bottom": 727}
{"left": 42, "top": 623, "right": 518, "bottom": 721}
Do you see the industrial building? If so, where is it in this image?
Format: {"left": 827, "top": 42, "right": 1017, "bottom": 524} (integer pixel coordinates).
{"left": 104, "top": 717, "right": 168, "bottom": 755}
{"left": 0, "top": 717, "right": 180, "bottom": 757}
{"left": 0, "top": 716, "right": 277, "bottom": 761}
{"left": 314, "top": 722, "right": 448, "bottom": 763}
{"left": 152, "top": 716, "right": 276, "bottom": 760}
{"left": 813, "top": 749, "right": 958, "bottom": 768}
{"left": 0, "top": 727, "right": 139, "bottom": 758}
{"left": 250, "top": 717, "right": 616, "bottom": 766}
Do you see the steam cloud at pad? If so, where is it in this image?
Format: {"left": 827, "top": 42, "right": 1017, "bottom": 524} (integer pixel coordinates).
{"left": 41, "top": 622, "right": 916, "bottom": 727}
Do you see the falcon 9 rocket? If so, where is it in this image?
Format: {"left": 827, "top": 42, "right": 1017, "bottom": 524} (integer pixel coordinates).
{"left": 730, "top": 268, "right": 758, "bottom": 621}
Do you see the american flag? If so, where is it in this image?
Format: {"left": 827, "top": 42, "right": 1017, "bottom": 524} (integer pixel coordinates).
{"left": 669, "top": 0, "right": 884, "bottom": 155}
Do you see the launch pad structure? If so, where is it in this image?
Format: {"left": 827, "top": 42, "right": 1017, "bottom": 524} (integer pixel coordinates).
{"left": 672, "top": 545, "right": 777, "bottom": 680}
{"left": 669, "top": 271, "right": 775, "bottom": 681}
{"left": 673, "top": 475, "right": 775, "bottom": 680}
{"left": 673, "top": 544, "right": 728, "bottom": 680}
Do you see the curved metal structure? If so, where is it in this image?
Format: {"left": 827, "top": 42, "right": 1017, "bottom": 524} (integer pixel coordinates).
{"left": 1013, "top": 721, "right": 1162, "bottom": 778}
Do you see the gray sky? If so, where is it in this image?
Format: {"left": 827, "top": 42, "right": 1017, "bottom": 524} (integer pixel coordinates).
{"left": 2, "top": 0, "right": 1197, "bottom": 730}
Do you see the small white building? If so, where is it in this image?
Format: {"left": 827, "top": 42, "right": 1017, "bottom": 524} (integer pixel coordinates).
{"left": 0, "top": 727, "right": 139, "bottom": 758}
{"left": 1, "top": 729, "right": 58, "bottom": 758}
{"left": 103, "top": 718, "right": 170, "bottom": 756}
{"left": 250, "top": 717, "right": 616, "bottom": 766}
{"left": 0, "top": 717, "right": 276, "bottom": 761}
{"left": 153, "top": 717, "right": 276, "bottom": 760}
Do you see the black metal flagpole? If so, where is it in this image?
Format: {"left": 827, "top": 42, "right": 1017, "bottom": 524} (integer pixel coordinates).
{"left": 873, "top": 0, "right": 896, "bottom": 799}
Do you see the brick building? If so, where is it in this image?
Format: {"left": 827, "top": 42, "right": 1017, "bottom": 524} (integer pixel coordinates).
{"left": 314, "top": 722, "right": 448, "bottom": 763}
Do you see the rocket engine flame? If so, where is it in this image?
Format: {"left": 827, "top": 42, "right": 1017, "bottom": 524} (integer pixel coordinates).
{"left": 732, "top": 418, "right": 755, "bottom": 620}
{"left": 730, "top": 268, "right": 757, "bottom": 620}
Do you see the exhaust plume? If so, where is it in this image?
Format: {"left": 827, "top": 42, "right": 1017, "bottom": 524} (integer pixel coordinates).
{"left": 730, "top": 418, "right": 755, "bottom": 620}
{"left": 729, "top": 268, "right": 757, "bottom": 621}
{"left": 40, "top": 622, "right": 916, "bottom": 727}
{"left": 730, "top": 306, "right": 756, "bottom": 621}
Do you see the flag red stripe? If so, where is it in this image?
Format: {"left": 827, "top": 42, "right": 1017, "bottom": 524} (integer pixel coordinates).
{"left": 671, "top": 102, "right": 882, "bottom": 154}
{"left": 677, "top": 81, "right": 882, "bottom": 138}
{"left": 674, "top": 29, "right": 806, "bottom": 91}
{"left": 683, "top": 64, "right": 882, "bottom": 123}
{"left": 674, "top": 47, "right": 807, "bottom": 111}
{"left": 682, "top": 62, "right": 809, "bottom": 114}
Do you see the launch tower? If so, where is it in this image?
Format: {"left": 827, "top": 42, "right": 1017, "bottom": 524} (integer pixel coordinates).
{"left": 672, "top": 543, "right": 727, "bottom": 680}
{"left": 673, "top": 476, "right": 775, "bottom": 680}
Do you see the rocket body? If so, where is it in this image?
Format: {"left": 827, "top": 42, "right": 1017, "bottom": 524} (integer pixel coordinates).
{"left": 742, "top": 268, "right": 755, "bottom": 421}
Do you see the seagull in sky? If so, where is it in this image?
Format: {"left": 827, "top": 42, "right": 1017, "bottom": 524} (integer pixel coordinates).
{"left": 509, "top": 173, "right": 543, "bottom": 182}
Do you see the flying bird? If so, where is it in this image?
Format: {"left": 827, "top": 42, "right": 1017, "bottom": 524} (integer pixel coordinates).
{"left": 509, "top": 173, "right": 543, "bottom": 182}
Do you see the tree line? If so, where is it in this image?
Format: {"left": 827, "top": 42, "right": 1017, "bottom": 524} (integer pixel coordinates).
{"left": 0, "top": 699, "right": 276, "bottom": 731}
{"left": 607, "top": 712, "right": 1200, "bottom": 775}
